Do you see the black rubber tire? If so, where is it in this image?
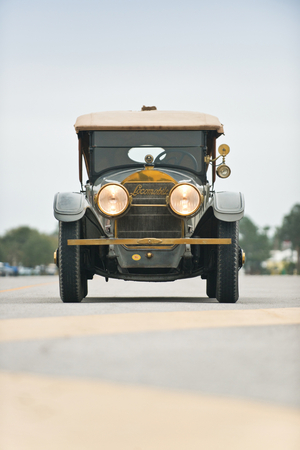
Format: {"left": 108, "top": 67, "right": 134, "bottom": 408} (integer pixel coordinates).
{"left": 206, "top": 271, "right": 217, "bottom": 298}
{"left": 216, "top": 220, "right": 239, "bottom": 303}
{"left": 58, "top": 221, "right": 87, "bottom": 303}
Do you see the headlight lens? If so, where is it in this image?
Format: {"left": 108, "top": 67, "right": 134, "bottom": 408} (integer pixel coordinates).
{"left": 97, "top": 184, "right": 129, "bottom": 216}
{"left": 169, "top": 184, "right": 201, "bottom": 216}
{"left": 217, "top": 164, "right": 231, "bottom": 178}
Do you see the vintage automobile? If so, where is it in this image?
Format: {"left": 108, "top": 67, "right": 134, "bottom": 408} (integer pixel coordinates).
{"left": 53, "top": 108, "right": 245, "bottom": 303}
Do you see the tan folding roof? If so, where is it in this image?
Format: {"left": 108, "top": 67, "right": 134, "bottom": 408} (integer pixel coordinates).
{"left": 74, "top": 110, "right": 224, "bottom": 134}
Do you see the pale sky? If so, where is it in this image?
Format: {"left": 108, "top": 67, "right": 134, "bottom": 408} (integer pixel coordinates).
{"left": 0, "top": 0, "right": 299, "bottom": 235}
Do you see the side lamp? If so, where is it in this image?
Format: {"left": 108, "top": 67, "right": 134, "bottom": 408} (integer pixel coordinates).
{"left": 204, "top": 144, "right": 232, "bottom": 179}
{"left": 216, "top": 144, "right": 231, "bottom": 179}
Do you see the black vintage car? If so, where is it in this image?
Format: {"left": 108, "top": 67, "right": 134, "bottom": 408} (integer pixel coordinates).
{"left": 53, "top": 108, "right": 245, "bottom": 303}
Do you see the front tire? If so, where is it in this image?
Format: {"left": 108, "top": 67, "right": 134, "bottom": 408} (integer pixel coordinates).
{"left": 216, "top": 220, "right": 239, "bottom": 303}
{"left": 58, "top": 221, "right": 87, "bottom": 303}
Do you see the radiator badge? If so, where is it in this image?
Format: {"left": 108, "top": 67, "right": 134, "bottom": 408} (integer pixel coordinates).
{"left": 130, "top": 184, "right": 170, "bottom": 197}
{"left": 132, "top": 254, "right": 141, "bottom": 261}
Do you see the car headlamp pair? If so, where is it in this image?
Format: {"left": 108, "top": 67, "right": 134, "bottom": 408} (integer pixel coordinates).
{"left": 96, "top": 182, "right": 203, "bottom": 217}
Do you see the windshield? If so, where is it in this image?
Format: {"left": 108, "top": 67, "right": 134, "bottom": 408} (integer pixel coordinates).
{"left": 89, "top": 130, "right": 206, "bottom": 182}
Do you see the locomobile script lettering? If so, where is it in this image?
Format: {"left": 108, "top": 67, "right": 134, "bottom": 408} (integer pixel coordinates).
{"left": 130, "top": 184, "right": 170, "bottom": 196}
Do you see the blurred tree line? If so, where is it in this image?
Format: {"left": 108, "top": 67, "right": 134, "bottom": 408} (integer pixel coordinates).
{"left": 0, "top": 226, "right": 58, "bottom": 267}
{"left": 240, "top": 204, "right": 300, "bottom": 274}
{"left": 239, "top": 217, "right": 271, "bottom": 274}
{"left": 275, "top": 204, "right": 300, "bottom": 274}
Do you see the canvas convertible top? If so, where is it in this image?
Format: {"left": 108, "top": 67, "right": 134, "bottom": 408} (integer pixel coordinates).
{"left": 74, "top": 110, "right": 224, "bottom": 135}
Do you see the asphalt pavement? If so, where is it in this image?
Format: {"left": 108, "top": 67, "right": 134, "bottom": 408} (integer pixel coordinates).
{"left": 0, "top": 274, "right": 300, "bottom": 450}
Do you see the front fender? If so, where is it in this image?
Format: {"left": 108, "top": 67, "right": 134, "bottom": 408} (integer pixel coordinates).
{"left": 53, "top": 192, "right": 87, "bottom": 222}
{"left": 212, "top": 191, "right": 245, "bottom": 222}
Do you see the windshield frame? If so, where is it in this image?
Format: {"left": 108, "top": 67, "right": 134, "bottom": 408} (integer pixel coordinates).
{"left": 87, "top": 130, "right": 207, "bottom": 184}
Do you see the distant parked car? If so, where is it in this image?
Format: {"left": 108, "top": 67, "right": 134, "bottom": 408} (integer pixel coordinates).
{"left": 0, "top": 262, "right": 16, "bottom": 276}
{"left": 45, "top": 263, "right": 57, "bottom": 275}
{"left": 18, "top": 266, "right": 33, "bottom": 276}
{"left": 32, "top": 266, "right": 42, "bottom": 275}
{"left": 11, "top": 265, "right": 18, "bottom": 276}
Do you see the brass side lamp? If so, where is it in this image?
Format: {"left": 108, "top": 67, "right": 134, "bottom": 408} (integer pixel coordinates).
{"left": 205, "top": 144, "right": 231, "bottom": 179}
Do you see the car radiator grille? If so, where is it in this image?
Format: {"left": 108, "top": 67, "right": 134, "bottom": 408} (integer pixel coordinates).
{"left": 116, "top": 182, "right": 182, "bottom": 239}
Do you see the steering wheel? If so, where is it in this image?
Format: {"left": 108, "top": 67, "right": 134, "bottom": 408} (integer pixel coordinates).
{"left": 154, "top": 150, "right": 198, "bottom": 171}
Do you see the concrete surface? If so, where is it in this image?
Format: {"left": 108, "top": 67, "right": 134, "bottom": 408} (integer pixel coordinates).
{"left": 0, "top": 274, "right": 300, "bottom": 450}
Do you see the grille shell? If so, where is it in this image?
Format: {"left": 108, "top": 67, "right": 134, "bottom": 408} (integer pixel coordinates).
{"left": 116, "top": 182, "right": 182, "bottom": 239}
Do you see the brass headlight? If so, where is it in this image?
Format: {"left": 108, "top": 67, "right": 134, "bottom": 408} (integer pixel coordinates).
{"left": 169, "top": 184, "right": 202, "bottom": 216}
{"left": 217, "top": 164, "right": 231, "bottom": 179}
{"left": 97, "top": 183, "right": 129, "bottom": 216}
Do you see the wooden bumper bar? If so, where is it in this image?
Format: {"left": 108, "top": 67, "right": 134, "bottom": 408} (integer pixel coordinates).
{"left": 68, "top": 238, "right": 232, "bottom": 246}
